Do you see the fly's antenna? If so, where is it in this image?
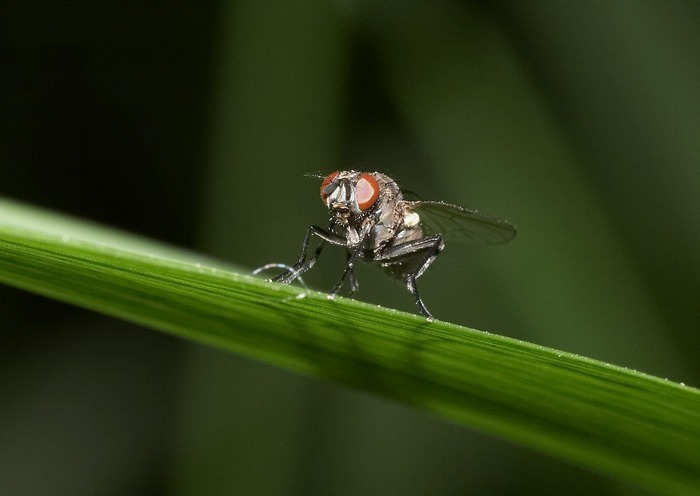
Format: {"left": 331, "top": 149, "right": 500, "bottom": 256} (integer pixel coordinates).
{"left": 304, "top": 171, "right": 325, "bottom": 180}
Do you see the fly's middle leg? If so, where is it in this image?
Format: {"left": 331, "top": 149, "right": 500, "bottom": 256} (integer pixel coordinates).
{"left": 345, "top": 250, "right": 360, "bottom": 296}
{"left": 329, "top": 250, "right": 359, "bottom": 298}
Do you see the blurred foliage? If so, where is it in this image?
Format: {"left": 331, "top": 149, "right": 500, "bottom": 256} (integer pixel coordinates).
{"left": 1, "top": 1, "right": 699, "bottom": 495}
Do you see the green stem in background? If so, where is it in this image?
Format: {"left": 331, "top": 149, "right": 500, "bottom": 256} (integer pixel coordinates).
{"left": 0, "top": 197, "right": 698, "bottom": 495}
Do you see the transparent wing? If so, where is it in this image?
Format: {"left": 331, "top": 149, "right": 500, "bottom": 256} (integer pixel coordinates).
{"left": 408, "top": 200, "right": 517, "bottom": 245}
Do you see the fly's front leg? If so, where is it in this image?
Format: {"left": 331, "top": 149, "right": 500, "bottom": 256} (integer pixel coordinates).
{"left": 272, "top": 225, "right": 346, "bottom": 285}
{"left": 377, "top": 235, "right": 444, "bottom": 321}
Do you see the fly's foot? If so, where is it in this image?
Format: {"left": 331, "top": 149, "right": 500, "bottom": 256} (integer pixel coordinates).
{"left": 271, "top": 267, "right": 301, "bottom": 285}
{"left": 252, "top": 263, "right": 307, "bottom": 289}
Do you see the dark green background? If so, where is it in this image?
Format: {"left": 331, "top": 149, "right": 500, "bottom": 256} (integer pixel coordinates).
{"left": 1, "top": 2, "right": 699, "bottom": 494}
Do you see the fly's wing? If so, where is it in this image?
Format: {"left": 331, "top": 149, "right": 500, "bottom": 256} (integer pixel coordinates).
{"left": 408, "top": 200, "right": 517, "bottom": 245}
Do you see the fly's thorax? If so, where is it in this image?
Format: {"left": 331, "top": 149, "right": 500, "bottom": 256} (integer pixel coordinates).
{"left": 363, "top": 176, "right": 408, "bottom": 251}
{"left": 379, "top": 202, "right": 425, "bottom": 248}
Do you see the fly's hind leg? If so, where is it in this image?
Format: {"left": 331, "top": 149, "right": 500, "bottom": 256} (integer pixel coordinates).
{"left": 376, "top": 235, "right": 444, "bottom": 321}
{"left": 406, "top": 274, "right": 433, "bottom": 321}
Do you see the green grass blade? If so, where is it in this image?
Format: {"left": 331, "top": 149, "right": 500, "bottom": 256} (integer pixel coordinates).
{"left": 0, "top": 197, "right": 698, "bottom": 494}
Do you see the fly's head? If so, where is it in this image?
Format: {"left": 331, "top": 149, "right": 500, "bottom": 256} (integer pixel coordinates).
{"left": 319, "top": 171, "right": 381, "bottom": 227}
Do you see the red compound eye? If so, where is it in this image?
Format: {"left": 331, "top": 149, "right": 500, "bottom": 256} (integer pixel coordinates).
{"left": 320, "top": 171, "right": 339, "bottom": 202}
{"left": 356, "top": 173, "right": 380, "bottom": 211}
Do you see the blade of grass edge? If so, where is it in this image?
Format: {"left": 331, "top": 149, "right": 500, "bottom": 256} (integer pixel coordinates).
{"left": 0, "top": 197, "right": 699, "bottom": 494}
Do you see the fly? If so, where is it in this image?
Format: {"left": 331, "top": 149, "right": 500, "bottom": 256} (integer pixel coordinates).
{"left": 262, "top": 170, "right": 516, "bottom": 321}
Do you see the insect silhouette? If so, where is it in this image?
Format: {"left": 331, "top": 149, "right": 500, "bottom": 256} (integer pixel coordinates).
{"left": 264, "top": 171, "right": 516, "bottom": 321}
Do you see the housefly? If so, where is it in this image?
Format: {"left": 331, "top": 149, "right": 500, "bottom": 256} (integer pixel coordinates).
{"left": 263, "top": 171, "right": 516, "bottom": 321}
